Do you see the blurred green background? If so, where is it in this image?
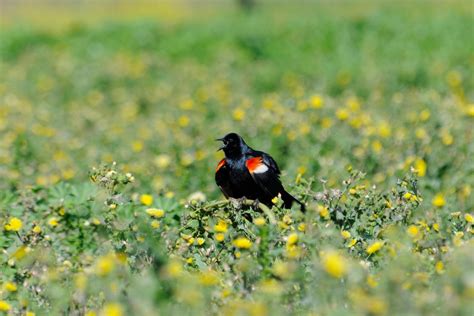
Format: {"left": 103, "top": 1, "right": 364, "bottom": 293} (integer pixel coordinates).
{"left": 1, "top": 1, "right": 473, "bottom": 199}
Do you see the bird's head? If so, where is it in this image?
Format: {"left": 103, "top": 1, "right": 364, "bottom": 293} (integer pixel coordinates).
{"left": 216, "top": 132, "right": 248, "bottom": 159}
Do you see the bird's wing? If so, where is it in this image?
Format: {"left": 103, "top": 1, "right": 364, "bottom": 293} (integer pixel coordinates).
{"left": 245, "top": 154, "right": 284, "bottom": 200}
{"left": 215, "top": 159, "right": 231, "bottom": 198}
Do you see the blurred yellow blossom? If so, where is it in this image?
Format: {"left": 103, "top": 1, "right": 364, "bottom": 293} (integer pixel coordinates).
{"left": 336, "top": 108, "right": 349, "bottom": 121}
{"left": 367, "top": 241, "right": 384, "bottom": 255}
{"left": 233, "top": 108, "right": 245, "bottom": 121}
{"left": 318, "top": 205, "right": 329, "bottom": 219}
{"left": 435, "top": 261, "right": 444, "bottom": 274}
{"left": 4, "top": 282, "right": 17, "bottom": 292}
{"left": 432, "top": 193, "right": 446, "bottom": 207}
{"left": 414, "top": 158, "right": 427, "bottom": 177}
{"left": 0, "top": 301, "right": 11, "bottom": 311}
{"left": 233, "top": 237, "right": 252, "bottom": 249}
{"left": 96, "top": 254, "right": 115, "bottom": 276}
{"left": 419, "top": 109, "right": 431, "bottom": 121}
{"left": 154, "top": 154, "right": 171, "bottom": 169}
{"left": 214, "top": 220, "right": 228, "bottom": 232}
{"left": 322, "top": 251, "right": 347, "bottom": 278}
{"left": 347, "top": 239, "right": 357, "bottom": 248}
{"left": 407, "top": 225, "right": 419, "bottom": 238}
{"left": 140, "top": 194, "right": 153, "bottom": 206}
{"left": 286, "top": 233, "right": 299, "bottom": 246}
{"left": 178, "top": 115, "right": 190, "bottom": 127}
{"left": 146, "top": 208, "right": 165, "bottom": 218}
{"left": 101, "top": 303, "right": 123, "bottom": 316}
{"left": 254, "top": 217, "right": 266, "bottom": 226}
{"left": 272, "top": 261, "right": 290, "bottom": 279}
{"left": 48, "top": 217, "right": 59, "bottom": 227}
{"left": 164, "top": 260, "right": 182, "bottom": 278}
{"left": 341, "top": 230, "right": 351, "bottom": 239}
{"left": 4, "top": 217, "right": 22, "bottom": 231}
{"left": 310, "top": 94, "right": 324, "bottom": 108}
{"left": 215, "top": 233, "right": 225, "bottom": 242}
{"left": 464, "top": 213, "right": 473, "bottom": 223}
{"left": 298, "top": 223, "right": 306, "bottom": 232}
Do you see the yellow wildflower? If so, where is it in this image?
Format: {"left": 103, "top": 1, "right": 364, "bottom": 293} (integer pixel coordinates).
{"left": 336, "top": 108, "right": 349, "bottom": 121}
{"left": 199, "top": 270, "right": 219, "bottom": 286}
{"left": 321, "top": 117, "right": 332, "bottom": 128}
{"left": 419, "top": 109, "right": 431, "bottom": 121}
{"left": 131, "top": 140, "right": 143, "bottom": 152}
{"left": 214, "top": 220, "right": 228, "bottom": 232}
{"left": 464, "top": 213, "right": 473, "bottom": 223}
{"left": 96, "top": 255, "right": 115, "bottom": 276}
{"left": 101, "top": 303, "right": 123, "bottom": 316}
{"left": 414, "top": 158, "right": 427, "bottom": 177}
{"left": 0, "top": 301, "right": 11, "bottom": 311}
{"left": 318, "top": 205, "right": 329, "bottom": 219}
{"left": 140, "top": 194, "right": 153, "bottom": 206}
{"left": 367, "top": 275, "right": 378, "bottom": 288}
{"left": 232, "top": 108, "right": 245, "bottom": 121}
{"left": 298, "top": 223, "right": 306, "bottom": 232}
{"left": 441, "top": 130, "right": 454, "bottom": 146}
{"left": 347, "top": 239, "right": 357, "bottom": 248}
{"left": 310, "top": 94, "right": 324, "bottom": 108}
{"left": 254, "top": 217, "right": 266, "bottom": 226}
{"left": 435, "top": 261, "right": 444, "bottom": 274}
{"left": 32, "top": 225, "right": 42, "bottom": 233}
{"left": 155, "top": 154, "right": 171, "bottom": 169}
{"left": 4, "top": 217, "right": 22, "bottom": 231}
{"left": 272, "top": 261, "right": 290, "bottom": 279}
{"left": 432, "top": 193, "right": 446, "bottom": 207}
{"left": 322, "top": 251, "right": 347, "bottom": 278}
{"left": 407, "top": 225, "right": 419, "bottom": 238}
{"left": 403, "top": 192, "right": 418, "bottom": 202}
{"left": 74, "top": 273, "right": 87, "bottom": 291}
{"left": 197, "top": 238, "right": 205, "bottom": 246}
{"left": 366, "top": 241, "right": 384, "bottom": 255}
{"left": 466, "top": 104, "right": 474, "bottom": 117}
{"left": 233, "top": 237, "right": 252, "bottom": 249}
{"left": 164, "top": 260, "right": 182, "bottom": 277}
{"left": 146, "top": 208, "right": 165, "bottom": 218}
{"left": 4, "top": 282, "right": 17, "bottom": 292}
{"left": 215, "top": 233, "right": 225, "bottom": 242}
{"left": 48, "top": 217, "right": 59, "bottom": 227}
{"left": 286, "top": 233, "right": 298, "bottom": 246}
{"left": 341, "top": 230, "right": 351, "bottom": 239}
{"left": 178, "top": 115, "right": 190, "bottom": 127}
{"left": 151, "top": 220, "right": 160, "bottom": 229}
{"left": 433, "top": 223, "right": 440, "bottom": 232}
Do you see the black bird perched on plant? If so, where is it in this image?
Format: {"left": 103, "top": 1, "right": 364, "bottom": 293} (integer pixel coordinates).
{"left": 215, "top": 132, "right": 305, "bottom": 212}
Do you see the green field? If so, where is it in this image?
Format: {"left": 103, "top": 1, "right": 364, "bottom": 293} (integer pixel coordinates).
{"left": 1, "top": 1, "right": 473, "bottom": 315}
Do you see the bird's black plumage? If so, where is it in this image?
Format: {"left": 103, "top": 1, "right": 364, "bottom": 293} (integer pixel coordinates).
{"left": 215, "top": 133, "right": 305, "bottom": 211}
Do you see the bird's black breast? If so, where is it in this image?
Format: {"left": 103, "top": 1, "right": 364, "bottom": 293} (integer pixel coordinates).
{"left": 215, "top": 157, "right": 262, "bottom": 200}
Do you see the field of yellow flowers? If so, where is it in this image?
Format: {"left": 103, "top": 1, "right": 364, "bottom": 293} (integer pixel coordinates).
{"left": 1, "top": 1, "right": 473, "bottom": 315}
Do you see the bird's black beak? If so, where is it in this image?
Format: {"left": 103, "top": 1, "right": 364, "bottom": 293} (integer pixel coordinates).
{"left": 216, "top": 137, "right": 225, "bottom": 151}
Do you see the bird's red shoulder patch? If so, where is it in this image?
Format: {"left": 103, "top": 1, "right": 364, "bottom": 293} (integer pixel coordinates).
{"left": 246, "top": 157, "right": 269, "bottom": 174}
{"left": 216, "top": 159, "right": 226, "bottom": 172}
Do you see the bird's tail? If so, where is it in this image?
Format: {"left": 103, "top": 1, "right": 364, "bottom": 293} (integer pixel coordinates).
{"left": 281, "top": 190, "right": 306, "bottom": 212}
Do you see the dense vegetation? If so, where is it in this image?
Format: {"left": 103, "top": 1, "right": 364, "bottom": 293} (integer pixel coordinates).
{"left": 1, "top": 2, "right": 473, "bottom": 315}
